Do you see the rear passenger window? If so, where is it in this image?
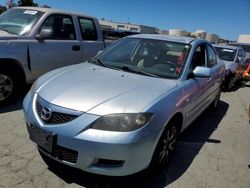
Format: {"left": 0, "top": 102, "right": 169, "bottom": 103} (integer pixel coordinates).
{"left": 78, "top": 18, "right": 98, "bottom": 41}
{"left": 207, "top": 46, "right": 217, "bottom": 67}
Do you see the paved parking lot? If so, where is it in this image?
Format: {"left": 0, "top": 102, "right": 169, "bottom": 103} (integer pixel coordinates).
{"left": 0, "top": 83, "right": 249, "bottom": 188}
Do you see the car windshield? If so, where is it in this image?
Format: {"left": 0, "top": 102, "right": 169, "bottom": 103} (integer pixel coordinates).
{"left": 214, "top": 47, "right": 236, "bottom": 61}
{"left": 95, "top": 38, "right": 191, "bottom": 79}
{"left": 0, "top": 8, "right": 44, "bottom": 35}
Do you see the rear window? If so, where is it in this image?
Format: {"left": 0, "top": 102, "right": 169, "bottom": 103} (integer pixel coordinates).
{"left": 215, "top": 47, "right": 236, "bottom": 61}
{"left": 78, "top": 17, "right": 98, "bottom": 41}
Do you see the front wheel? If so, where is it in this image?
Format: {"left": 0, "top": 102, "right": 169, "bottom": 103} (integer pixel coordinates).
{"left": 0, "top": 68, "right": 24, "bottom": 105}
{"left": 150, "top": 123, "right": 180, "bottom": 171}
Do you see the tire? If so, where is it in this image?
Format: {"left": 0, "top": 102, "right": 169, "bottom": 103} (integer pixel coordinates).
{"left": 226, "top": 76, "right": 235, "bottom": 91}
{"left": 0, "top": 69, "right": 22, "bottom": 105}
{"left": 150, "top": 121, "right": 180, "bottom": 172}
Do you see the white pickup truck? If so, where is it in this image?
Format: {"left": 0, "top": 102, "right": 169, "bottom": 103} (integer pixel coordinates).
{"left": 0, "top": 7, "right": 107, "bottom": 104}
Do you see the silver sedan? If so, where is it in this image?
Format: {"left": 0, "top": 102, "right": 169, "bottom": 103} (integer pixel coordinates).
{"left": 23, "top": 34, "right": 225, "bottom": 176}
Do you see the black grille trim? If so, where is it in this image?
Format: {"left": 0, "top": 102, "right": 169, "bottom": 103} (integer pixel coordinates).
{"left": 39, "top": 145, "right": 78, "bottom": 164}
{"left": 36, "top": 97, "right": 81, "bottom": 125}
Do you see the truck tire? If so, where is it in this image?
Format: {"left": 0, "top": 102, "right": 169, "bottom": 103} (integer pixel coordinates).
{"left": 0, "top": 69, "right": 21, "bottom": 105}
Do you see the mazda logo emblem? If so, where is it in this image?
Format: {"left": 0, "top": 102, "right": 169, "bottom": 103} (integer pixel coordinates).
{"left": 40, "top": 107, "right": 52, "bottom": 122}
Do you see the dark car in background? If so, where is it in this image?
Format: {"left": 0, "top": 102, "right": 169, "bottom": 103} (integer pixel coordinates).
{"left": 214, "top": 44, "right": 247, "bottom": 90}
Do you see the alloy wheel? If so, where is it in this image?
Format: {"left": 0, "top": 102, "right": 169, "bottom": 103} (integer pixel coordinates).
{"left": 158, "top": 125, "right": 178, "bottom": 166}
{"left": 0, "top": 74, "right": 13, "bottom": 102}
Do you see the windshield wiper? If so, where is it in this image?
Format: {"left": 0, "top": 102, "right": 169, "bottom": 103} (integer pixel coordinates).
{"left": 120, "top": 66, "right": 158, "bottom": 78}
{"left": 90, "top": 58, "right": 106, "bottom": 67}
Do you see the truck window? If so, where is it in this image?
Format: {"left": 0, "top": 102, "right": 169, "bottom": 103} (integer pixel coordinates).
{"left": 40, "top": 14, "right": 76, "bottom": 40}
{"left": 78, "top": 17, "right": 98, "bottom": 41}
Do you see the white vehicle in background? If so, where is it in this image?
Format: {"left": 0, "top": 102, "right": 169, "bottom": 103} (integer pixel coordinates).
{"left": 213, "top": 44, "right": 247, "bottom": 90}
{"left": 0, "top": 7, "right": 107, "bottom": 105}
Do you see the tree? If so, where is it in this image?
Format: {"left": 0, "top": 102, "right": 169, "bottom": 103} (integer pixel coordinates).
{"left": 0, "top": 5, "right": 7, "bottom": 14}
{"left": 41, "top": 4, "right": 51, "bottom": 8}
{"left": 17, "top": 0, "right": 38, "bottom": 7}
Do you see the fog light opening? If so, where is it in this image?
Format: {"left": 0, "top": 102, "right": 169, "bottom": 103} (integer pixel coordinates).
{"left": 94, "top": 158, "right": 124, "bottom": 168}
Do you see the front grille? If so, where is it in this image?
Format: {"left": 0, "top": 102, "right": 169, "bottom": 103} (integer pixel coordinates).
{"left": 36, "top": 97, "right": 81, "bottom": 125}
{"left": 39, "top": 145, "right": 78, "bottom": 163}
{"left": 54, "top": 145, "right": 78, "bottom": 163}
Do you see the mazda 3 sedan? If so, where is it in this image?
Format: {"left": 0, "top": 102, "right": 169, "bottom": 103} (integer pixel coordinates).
{"left": 23, "top": 34, "right": 225, "bottom": 176}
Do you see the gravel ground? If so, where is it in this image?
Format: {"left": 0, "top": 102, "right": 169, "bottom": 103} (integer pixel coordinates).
{"left": 0, "top": 82, "right": 249, "bottom": 188}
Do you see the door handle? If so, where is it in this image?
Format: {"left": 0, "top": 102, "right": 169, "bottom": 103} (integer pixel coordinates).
{"left": 72, "top": 45, "right": 80, "bottom": 51}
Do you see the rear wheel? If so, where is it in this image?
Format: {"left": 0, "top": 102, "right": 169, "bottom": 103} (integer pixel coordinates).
{"left": 150, "top": 121, "right": 180, "bottom": 171}
{"left": 226, "top": 76, "right": 235, "bottom": 91}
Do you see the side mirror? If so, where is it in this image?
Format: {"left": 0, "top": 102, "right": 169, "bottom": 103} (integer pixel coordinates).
{"left": 35, "top": 28, "right": 53, "bottom": 40}
{"left": 193, "top": 66, "right": 212, "bottom": 78}
{"left": 236, "top": 56, "right": 243, "bottom": 62}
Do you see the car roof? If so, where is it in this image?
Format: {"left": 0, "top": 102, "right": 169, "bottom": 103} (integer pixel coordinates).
{"left": 213, "top": 44, "right": 239, "bottom": 50}
{"left": 11, "top": 6, "right": 96, "bottom": 19}
{"left": 228, "top": 42, "right": 250, "bottom": 46}
{"left": 127, "top": 34, "right": 198, "bottom": 44}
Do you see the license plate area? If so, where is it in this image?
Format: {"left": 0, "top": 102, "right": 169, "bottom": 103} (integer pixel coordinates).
{"left": 28, "top": 125, "right": 56, "bottom": 153}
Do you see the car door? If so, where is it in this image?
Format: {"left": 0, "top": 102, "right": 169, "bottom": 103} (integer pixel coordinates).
{"left": 206, "top": 45, "right": 220, "bottom": 98}
{"left": 77, "top": 17, "right": 105, "bottom": 61}
{"left": 29, "top": 14, "right": 81, "bottom": 79}
{"left": 184, "top": 44, "right": 211, "bottom": 126}
{"left": 236, "top": 49, "right": 246, "bottom": 74}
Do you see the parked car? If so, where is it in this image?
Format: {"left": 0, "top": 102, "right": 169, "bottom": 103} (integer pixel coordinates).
{"left": 23, "top": 34, "right": 225, "bottom": 176}
{"left": 242, "top": 63, "right": 250, "bottom": 80}
{"left": 228, "top": 42, "right": 250, "bottom": 58}
{"left": 213, "top": 44, "right": 247, "bottom": 90}
{"left": 0, "top": 7, "right": 108, "bottom": 105}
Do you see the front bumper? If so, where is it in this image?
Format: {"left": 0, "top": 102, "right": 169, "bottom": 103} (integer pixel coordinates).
{"left": 23, "top": 93, "right": 158, "bottom": 176}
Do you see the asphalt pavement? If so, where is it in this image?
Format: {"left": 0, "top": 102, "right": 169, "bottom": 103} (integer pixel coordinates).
{"left": 0, "top": 82, "right": 249, "bottom": 188}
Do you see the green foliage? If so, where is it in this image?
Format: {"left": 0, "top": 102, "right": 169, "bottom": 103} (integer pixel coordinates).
{"left": 0, "top": 5, "right": 7, "bottom": 14}
{"left": 187, "top": 33, "right": 197, "bottom": 38}
{"left": 17, "top": 0, "right": 38, "bottom": 7}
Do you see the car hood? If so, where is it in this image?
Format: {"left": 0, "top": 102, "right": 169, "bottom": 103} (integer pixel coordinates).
{"left": 0, "top": 31, "right": 32, "bottom": 40}
{"left": 37, "top": 63, "right": 178, "bottom": 115}
{"left": 0, "top": 30, "right": 19, "bottom": 39}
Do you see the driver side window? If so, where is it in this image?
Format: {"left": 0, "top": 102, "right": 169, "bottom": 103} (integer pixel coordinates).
{"left": 40, "top": 14, "right": 76, "bottom": 40}
{"left": 190, "top": 45, "right": 206, "bottom": 71}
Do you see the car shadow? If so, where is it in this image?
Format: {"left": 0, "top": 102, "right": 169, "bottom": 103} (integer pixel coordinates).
{"left": 46, "top": 100, "right": 229, "bottom": 188}
{"left": 0, "top": 84, "right": 31, "bottom": 114}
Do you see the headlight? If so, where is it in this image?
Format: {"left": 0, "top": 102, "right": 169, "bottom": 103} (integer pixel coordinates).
{"left": 90, "top": 113, "right": 154, "bottom": 132}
